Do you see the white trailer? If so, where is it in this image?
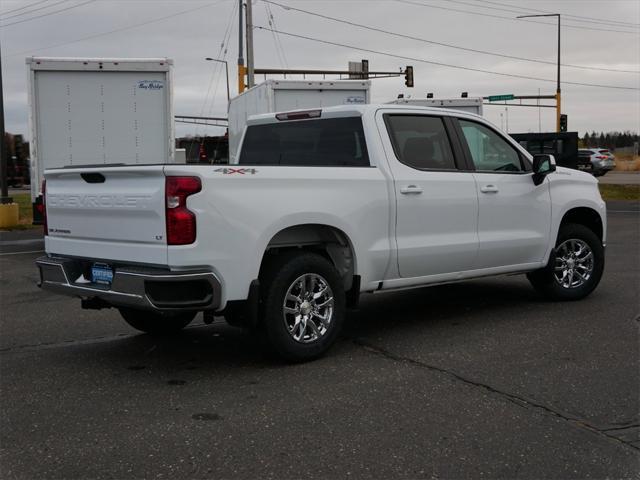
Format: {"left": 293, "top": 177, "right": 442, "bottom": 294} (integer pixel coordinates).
{"left": 388, "top": 97, "right": 483, "bottom": 116}
{"left": 228, "top": 79, "right": 371, "bottom": 162}
{"left": 26, "top": 57, "right": 175, "bottom": 217}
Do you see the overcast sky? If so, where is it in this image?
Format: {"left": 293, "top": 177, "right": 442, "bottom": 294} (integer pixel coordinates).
{"left": 1, "top": 0, "right": 639, "bottom": 139}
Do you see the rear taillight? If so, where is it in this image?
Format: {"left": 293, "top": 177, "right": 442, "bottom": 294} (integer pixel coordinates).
{"left": 165, "top": 176, "right": 201, "bottom": 245}
{"left": 596, "top": 155, "right": 608, "bottom": 160}
{"left": 41, "top": 180, "right": 47, "bottom": 236}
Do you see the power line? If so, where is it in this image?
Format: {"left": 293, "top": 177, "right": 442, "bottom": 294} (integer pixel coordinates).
{"left": 396, "top": 0, "right": 640, "bottom": 35}
{"left": 264, "top": 0, "right": 639, "bottom": 74}
{"left": 0, "top": 0, "right": 52, "bottom": 17}
{"left": 204, "top": 1, "right": 237, "bottom": 116}
{"left": 253, "top": 25, "right": 640, "bottom": 91}
{"left": 445, "top": 0, "right": 639, "bottom": 30}
{"left": 471, "top": 0, "right": 640, "bottom": 28}
{"left": 264, "top": 2, "right": 289, "bottom": 68}
{"left": 6, "top": 1, "right": 223, "bottom": 57}
{"left": 0, "top": 0, "right": 96, "bottom": 28}
{"left": 187, "top": 0, "right": 236, "bottom": 154}
{"left": 0, "top": 0, "right": 72, "bottom": 22}
{"left": 263, "top": 2, "right": 284, "bottom": 68}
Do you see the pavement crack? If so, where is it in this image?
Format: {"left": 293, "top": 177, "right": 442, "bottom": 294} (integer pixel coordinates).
{"left": 0, "top": 324, "right": 213, "bottom": 354}
{"left": 0, "top": 333, "right": 134, "bottom": 353}
{"left": 350, "top": 337, "right": 640, "bottom": 452}
{"left": 602, "top": 424, "right": 640, "bottom": 432}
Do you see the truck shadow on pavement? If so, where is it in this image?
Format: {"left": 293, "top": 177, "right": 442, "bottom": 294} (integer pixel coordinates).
{"left": 55, "top": 276, "right": 546, "bottom": 374}
{"left": 344, "top": 277, "right": 542, "bottom": 340}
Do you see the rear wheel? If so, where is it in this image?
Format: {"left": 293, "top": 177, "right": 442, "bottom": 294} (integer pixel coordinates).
{"left": 527, "top": 223, "right": 604, "bottom": 300}
{"left": 119, "top": 308, "right": 196, "bottom": 335}
{"left": 260, "top": 252, "right": 345, "bottom": 362}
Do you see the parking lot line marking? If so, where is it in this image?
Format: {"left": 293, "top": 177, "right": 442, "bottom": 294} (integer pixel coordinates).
{"left": 0, "top": 250, "right": 44, "bottom": 256}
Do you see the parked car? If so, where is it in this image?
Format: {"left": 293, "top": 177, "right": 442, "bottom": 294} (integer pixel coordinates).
{"left": 36, "top": 105, "right": 606, "bottom": 362}
{"left": 579, "top": 148, "right": 616, "bottom": 176}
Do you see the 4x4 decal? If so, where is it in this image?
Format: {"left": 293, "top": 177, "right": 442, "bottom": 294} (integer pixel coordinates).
{"left": 214, "top": 168, "right": 258, "bottom": 175}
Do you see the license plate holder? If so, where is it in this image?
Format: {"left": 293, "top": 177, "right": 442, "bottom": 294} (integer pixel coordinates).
{"left": 91, "top": 264, "right": 113, "bottom": 285}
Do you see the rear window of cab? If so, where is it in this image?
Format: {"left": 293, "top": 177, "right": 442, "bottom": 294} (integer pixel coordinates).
{"left": 239, "top": 117, "right": 370, "bottom": 167}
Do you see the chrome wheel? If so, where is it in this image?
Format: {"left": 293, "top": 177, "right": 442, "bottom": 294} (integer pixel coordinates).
{"left": 554, "top": 239, "right": 594, "bottom": 289}
{"left": 282, "top": 273, "right": 334, "bottom": 344}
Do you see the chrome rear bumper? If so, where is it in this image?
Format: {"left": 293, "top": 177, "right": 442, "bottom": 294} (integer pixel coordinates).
{"left": 36, "top": 255, "right": 221, "bottom": 311}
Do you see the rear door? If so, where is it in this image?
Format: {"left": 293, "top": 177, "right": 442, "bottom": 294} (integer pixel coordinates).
{"left": 454, "top": 118, "right": 551, "bottom": 269}
{"left": 45, "top": 166, "right": 168, "bottom": 265}
{"left": 379, "top": 112, "right": 479, "bottom": 278}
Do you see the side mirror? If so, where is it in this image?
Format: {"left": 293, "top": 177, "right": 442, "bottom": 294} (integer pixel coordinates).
{"left": 532, "top": 154, "right": 556, "bottom": 186}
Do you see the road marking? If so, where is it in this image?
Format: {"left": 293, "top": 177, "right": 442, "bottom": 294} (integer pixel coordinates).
{"left": 0, "top": 250, "right": 44, "bottom": 257}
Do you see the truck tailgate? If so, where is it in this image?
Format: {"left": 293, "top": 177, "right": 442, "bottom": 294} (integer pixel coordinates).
{"left": 44, "top": 166, "right": 168, "bottom": 265}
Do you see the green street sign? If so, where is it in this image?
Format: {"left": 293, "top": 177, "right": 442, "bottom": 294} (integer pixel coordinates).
{"left": 487, "top": 94, "right": 515, "bottom": 102}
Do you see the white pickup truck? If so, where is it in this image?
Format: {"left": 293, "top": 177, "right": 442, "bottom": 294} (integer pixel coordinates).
{"left": 37, "top": 105, "right": 606, "bottom": 361}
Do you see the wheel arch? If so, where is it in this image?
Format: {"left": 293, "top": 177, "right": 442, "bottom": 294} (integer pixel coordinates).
{"left": 559, "top": 207, "right": 604, "bottom": 243}
{"left": 259, "top": 223, "right": 358, "bottom": 292}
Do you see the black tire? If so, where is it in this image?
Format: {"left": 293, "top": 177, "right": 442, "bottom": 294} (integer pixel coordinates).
{"left": 119, "top": 308, "right": 196, "bottom": 335}
{"left": 527, "top": 223, "right": 604, "bottom": 301}
{"left": 260, "top": 251, "right": 345, "bottom": 362}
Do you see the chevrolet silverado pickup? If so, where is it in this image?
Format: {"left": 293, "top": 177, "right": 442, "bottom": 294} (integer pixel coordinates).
{"left": 36, "top": 105, "right": 606, "bottom": 361}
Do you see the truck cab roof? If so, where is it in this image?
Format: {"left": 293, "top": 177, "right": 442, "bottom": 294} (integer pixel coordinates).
{"left": 246, "top": 103, "right": 486, "bottom": 126}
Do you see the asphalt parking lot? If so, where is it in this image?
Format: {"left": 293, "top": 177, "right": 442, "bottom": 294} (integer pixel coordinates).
{"left": 1, "top": 202, "right": 638, "bottom": 479}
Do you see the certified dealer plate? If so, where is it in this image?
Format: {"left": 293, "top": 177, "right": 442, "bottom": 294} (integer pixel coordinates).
{"left": 91, "top": 264, "right": 113, "bottom": 285}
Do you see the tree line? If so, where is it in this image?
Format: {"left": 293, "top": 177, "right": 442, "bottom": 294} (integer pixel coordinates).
{"left": 580, "top": 131, "right": 639, "bottom": 150}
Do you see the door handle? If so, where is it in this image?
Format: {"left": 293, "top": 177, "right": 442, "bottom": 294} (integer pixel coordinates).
{"left": 400, "top": 185, "right": 423, "bottom": 194}
{"left": 480, "top": 184, "right": 499, "bottom": 193}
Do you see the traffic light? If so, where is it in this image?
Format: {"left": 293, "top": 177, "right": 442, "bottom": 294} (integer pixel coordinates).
{"left": 199, "top": 143, "right": 207, "bottom": 162}
{"left": 404, "top": 66, "right": 414, "bottom": 88}
{"left": 560, "top": 114, "right": 568, "bottom": 132}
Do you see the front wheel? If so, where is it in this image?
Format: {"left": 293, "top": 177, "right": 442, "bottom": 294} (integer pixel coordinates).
{"left": 260, "top": 252, "right": 346, "bottom": 362}
{"left": 119, "top": 308, "right": 196, "bottom": 335}
{"left": 527, "top": 223, "right": 604, "bottom": 301}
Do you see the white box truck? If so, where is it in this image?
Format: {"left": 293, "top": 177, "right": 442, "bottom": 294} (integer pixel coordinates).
{"left": 388, "top": 97, "right": 483, "bottom": 116}
{"left": 26, "top": 57, "right": 175, "bottom": 223}
{"left": 228, "top": 79, "right": 371, "bottom": 162}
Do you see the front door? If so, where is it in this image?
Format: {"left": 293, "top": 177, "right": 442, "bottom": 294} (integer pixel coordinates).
{"left": 456, "top": 118, "right": 552, "bottom": 269}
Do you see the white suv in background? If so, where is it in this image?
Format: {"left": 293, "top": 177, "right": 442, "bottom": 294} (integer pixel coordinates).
{"left": 579, "top": 148, "right": 616, "bottom": 176}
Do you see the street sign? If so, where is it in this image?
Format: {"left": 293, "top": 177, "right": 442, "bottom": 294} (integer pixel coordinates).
{"left": 487, "top": 94, "right": 515, "bottom": 102}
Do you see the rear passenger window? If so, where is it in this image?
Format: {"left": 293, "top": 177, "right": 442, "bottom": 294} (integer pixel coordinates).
{"left": 239, "top": 117, "right": 369, "bottom": 166}
{"left": 384, "top": 115, "right": 456, "bottom": 170}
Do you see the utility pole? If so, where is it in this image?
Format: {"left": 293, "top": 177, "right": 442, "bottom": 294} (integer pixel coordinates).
{"left": 505, "top": 106, "right": 509, "bottom": 133}
{"left": 0, "top": 45, "right": 12, "bottom": 204}
{"left": 517, "top": 13, "right": 561, "bottom": 132}
{"left": 237, "top": 0, "right": 246, "bottom": 93}
{"left": 556, "top": 15, "right": 561, "bottom": 133}
{"left": 245, "top": 0, "right": 255, "bottom": 89}
{"left": 538, "top": 88, "right": 542, "bottom": 133}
